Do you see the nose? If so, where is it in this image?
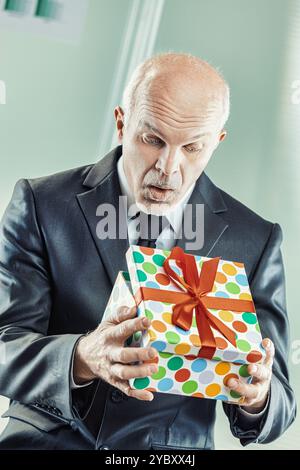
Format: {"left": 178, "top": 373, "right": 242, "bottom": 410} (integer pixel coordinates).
{"left": 155, "top": 147, "right": 180, "bottom": 176}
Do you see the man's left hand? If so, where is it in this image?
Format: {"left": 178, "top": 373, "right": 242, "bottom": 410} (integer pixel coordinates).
{"left": 227, "top": 338, "right": 274, "bottom": 413}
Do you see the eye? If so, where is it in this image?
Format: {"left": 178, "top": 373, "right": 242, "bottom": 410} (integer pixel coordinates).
{"left": 184, "top": 143, "right": 204, "bottom": 153}
{"left": 142, "top": 134, "right": 164, "bottom": 147}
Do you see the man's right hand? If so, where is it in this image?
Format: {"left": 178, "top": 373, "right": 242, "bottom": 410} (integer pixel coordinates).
{"left": 73, "top": 305, "right": 158, "bottom": 401}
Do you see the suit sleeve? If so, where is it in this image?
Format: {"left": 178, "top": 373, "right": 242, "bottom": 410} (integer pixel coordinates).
{"left": 222, "top": 223, "right": 297, "bottom": 445}
{"left": 0, "top": 179, "right": 91, "bottom": 421}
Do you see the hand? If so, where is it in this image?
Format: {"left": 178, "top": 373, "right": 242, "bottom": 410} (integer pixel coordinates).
{"left": 73, "top": 305, "right": 158, "bottom": 401}
{"left": 227, "top": 338, "right": 274, "bottom": 412}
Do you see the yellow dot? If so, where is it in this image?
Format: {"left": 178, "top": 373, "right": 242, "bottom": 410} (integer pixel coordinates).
{"left": 215, "top": 361, "right": 231, "bottom": 375}
{"left": 212, "top": 284, "right": 217, "bottom": 292}
{"left": 189, "top": 334, "right": 201, "bottom": 347}
{"left": 205, "top": 383, "right": 221, "bottom": 397}
{"left": 175, "top": 343, "right": 191, "bottom": 355}
{"left": 162, "top": 312, "right": 173, "bottom": 325}
{"left": 222, "top": 263, "right": 237, "bottom": 276}
{"left": 218, "top": 310, "right": 233, "bottom": 322}
{"left": 148, "top": 329, "right": 157, "bottom": 341}
{"left": 239, "top": 292, "right": 252, "bottom": 300}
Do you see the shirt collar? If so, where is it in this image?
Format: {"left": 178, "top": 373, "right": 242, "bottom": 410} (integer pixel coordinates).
{"left": 117, "top": 154, "right": 195, "bottom": 233}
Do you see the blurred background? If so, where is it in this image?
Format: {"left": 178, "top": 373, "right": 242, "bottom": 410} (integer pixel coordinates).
{"left": 0, "top": 0, "right": 299, "bottom": 449}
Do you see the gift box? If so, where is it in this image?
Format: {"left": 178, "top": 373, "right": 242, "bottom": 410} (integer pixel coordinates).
{"left": 102, "top": 245, "right": 266, "bottom": 404}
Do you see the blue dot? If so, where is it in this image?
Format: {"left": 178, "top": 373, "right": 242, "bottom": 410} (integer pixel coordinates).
{"left": 235, "top": 274, "right": 248, "bottom": 286}
{"left": 215, "top": 394, "right": 229, "bottom": 401}
{"left": 191, "top": 358, "right": 207, "bottom": 373}
{"left": 170, "top": 265, "right": 181, "bottom": 275}
{"left": 145, "top": 281, "right": 160, "bottom": 289}
{"left": 147, "top": 300, "right": 164, "bottom": 313}
{"left": 151, "top": 341, "right": 166, "bottom": 352}
{"left": 158, "top": 378, "right": 174, "bottom": 392}
{"left": 175, "top": 325, "right": 190, "bottom": 335}
{"left": 233, "top": 359, "right": 246, "bottom": 364}
{"left": 215, "top": 291, "right": 230, "bottom": 298}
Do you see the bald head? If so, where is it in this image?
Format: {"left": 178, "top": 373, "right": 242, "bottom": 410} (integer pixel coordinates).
{"left": 122, "top": 53, "right": 230, "bottom": 131}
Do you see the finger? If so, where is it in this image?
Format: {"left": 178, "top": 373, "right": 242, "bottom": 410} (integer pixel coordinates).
{"left": 262, "top": 338, "right": 275, "bottom": 367}
{"left": 227, "top": 378, "right": 259, "bottom": 399}
{"left": 114, "top": 380, "right": 154, "bottom": 402}
{"left": 111, "top": 361, "right": 158, "bottom": 381}
{"left": 111, "top": 315, "right": 151, "bottom": 341}
{"left": 247, "top": 363, "right": 271, "bottom": 382}
{"left": 110, "top": 346, "right": 158, "bottom": 364}
{"left": 108, "top": 305, "right": 137, "bottom": 324}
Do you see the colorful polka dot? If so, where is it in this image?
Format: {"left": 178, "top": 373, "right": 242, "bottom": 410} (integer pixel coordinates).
{"left": 144, "top": 309, "right": 153, "bottom": 320}
{"left": 148, "top": 329, "right": 157, "bottom": 341}
{"left": 152, "top": 320, "right": 167, "bottom": 332}
{"left": 232, "top": 320, "right": 247, "bottom": 333}
{"left": 139, "top": 247, "right": 154, "bottom": 256}
{"left": 191, "top": 358, "right": 207, "bottom": 373}
{"left": 174, "top": 343, "right": 191, "bottom": 355}
{"left": 162, "top": 312, "right": 173, "bottom": 324}
{"left": 230, "top": 390, "right": 241, "bottom": 399}
{"left": 198, "top": 371, "right": 215, "bottom": 384}
{"left": 133, "top": 251, "right": 144, "bottom": 263}
{"left": 182, "top": 380, "right": 198, "bottom": 394}
{"left": 137, "top": 270, "right": 147, "bottom": 282}
{"left": 215, "top": 337, "right": 228, "bottom": 350}
{"left": 133, "top": 377, "right": 150, "bottom": 389}
{"left": 215, "top": 291, "right": 230, "bottom": 298}
{"left": 236, "top": 339, "right": 251, "bottom": 352}
{"left": 246, "top": 350, "right": 263, "bottom": 363}
{"left": 142, "top": 262, "right": 157, "bottom": 275}
{"left": 215, "top": 272, "right": 228, "bottom": 284}
{"left": 239, "top": 364, "right": 250, "bottom": 377}
{"left": 215, "top": 362, "right": 231, "bottom": 375}
{"left": 145, "top": 281, "right": 160, "bottom": 289}
{"left": 223, "top": 373, "right": 239, "bottom": 386}
{"left": 155, "top": 273, "right": 170, "bottom": 286}
{"left": 165, "top": 331, "right": 181, "bottom": 344}
{"left": 205, "top": 383, "right": 221, "bottom": 397}
{"left": 239, "top": 292, "right": 252, "bottom": 301}
{"left": 235, "top": 274, "right": 248, "bottom": 286}
{"left": 167, "top": 356, "right": 184, "bottom": 370}
{"left": 151, "top": 366, "right": 166, "bottom": 380}
{"left": 175, "top": 368, "right": 191, "bottom": 382}
{"left": 225, "top": 282, "right": 240, "bottom": 295}
{"left": 218, "top": 310, "right": 234, "bottom": 322}
{"left": 242, "top": 312, "right": 257, "bottom": 324}
{"left": 151, "top": 340, "right": 166, "bottom": 352}
{"left": 189, "top": 334, "right": 201, "bottom": 347}
{"left": 158, "top": 378, "right": 174, "bottom": 391}
{"left": 222, "top": 263, "right": 237, "bottom": 276}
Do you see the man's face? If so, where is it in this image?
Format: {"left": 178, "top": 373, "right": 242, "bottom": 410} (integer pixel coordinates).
{"left": 115, "top": 76, "right": 226, "bottom": 215}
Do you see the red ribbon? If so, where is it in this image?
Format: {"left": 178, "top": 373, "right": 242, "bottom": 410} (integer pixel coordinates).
{"left": 135, "top": 246, "right": 255, "bottom": 360}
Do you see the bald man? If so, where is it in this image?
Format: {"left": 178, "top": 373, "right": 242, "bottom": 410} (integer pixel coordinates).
{"left": 0, "top": 53, "right": 296, "bottom": 450}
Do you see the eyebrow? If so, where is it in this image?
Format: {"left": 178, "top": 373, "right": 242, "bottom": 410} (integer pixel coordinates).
{"left": 139, "top": 120, "right": 209, "bottom": 142}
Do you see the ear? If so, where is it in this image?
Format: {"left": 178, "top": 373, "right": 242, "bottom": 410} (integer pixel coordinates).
{"left": 219, "top": 130, "right": 227, "bottom": 142}
{"left": 114, "top": 106, "right": 125, "bottom": 142}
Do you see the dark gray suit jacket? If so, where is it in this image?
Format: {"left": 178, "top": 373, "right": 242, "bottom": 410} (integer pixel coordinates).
{"left": 0, "top": 145, "right": 296, "bottom": 450}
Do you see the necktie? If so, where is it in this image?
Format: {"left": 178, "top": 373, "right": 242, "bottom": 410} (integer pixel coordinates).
{"left": 136, "top": 213, "right": 168, "bottom": 248}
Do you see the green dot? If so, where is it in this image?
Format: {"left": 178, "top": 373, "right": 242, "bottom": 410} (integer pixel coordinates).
{"left": 144, "top": 309, "right": 153, "bottom": 320}
{"left": 133, "top": 377, "right": 150, "bottom": 389}
{"left": 225, "top": 282, "right": 240, "bottom": 294}
{"left": 212, "top": 356, "right": 222, "bottom": 361}
{"left": 236, "top": 339, "right": 251, "bottom": 352}
{"left": 152, "top": 366, "right": 166, "bottom": 380}
{"left": 239, "top": 364, "right": 250, "bottom": 377}
{"left": 133, "top": 251, "right": 144, "bottom": 263}
{"left": 192, "top": 316, "right": 197, "bottom": 327}
{"left": 163, "top": 250, "right": 170, "bottom": 257}
{"left": 133, "top": 331, "right": 142, "bottom": 341}
{"left": 255, "top": 323, "right": 261, "bottom": 332}
{"left": 230, "top": 390, "right": 241, "bottom": 399}
{"left": 137, "top": 270, "right": 147, "bottom": 282}
{"left": 152, "top": 254, "right": 166, "bottom": 266}
{"left": 122, "top": 271, "right": 130, "bottom": 281}
{"left": 159, "top": 352, "right": 173, "bottom": 359}
{"left": 142, "top": 262, "right": 157, "bottom": 275}
{"left": 242, "top": 312, "right": 257, "bottom": 324}
{"left": 165, "top": 331, "right": 180, "bottom": 344}
{"left": 182, "top": 380, "right": 198, "bottom": 394}
{"left": 167, "top": 356, "right": 184, "bottom": 370}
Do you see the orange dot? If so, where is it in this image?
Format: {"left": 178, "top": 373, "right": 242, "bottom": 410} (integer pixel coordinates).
{"left": 234, "top": 261, "right": 244, "bottom": 268}
{"left": 175, "top": 343, "right": 191, "bottom": 355}
{"left": 151, "top": 320, "right": 167, "bottom": 332}
{"left": 139, "top": 247, "right": 154, "bottom": 256}
{"left": 215, "top": 337, "right": 228, "bottom": 350}
{"left": 189, "top": 334, "right": 201, "bottom": 347}
{"left": 155, "top": 273, "right": 170, "bottom": 286}
{"left": 246, "top": 350, "right": 263, "bottom": 363}
{"left": 146, "top": 387, "right": 157, "bottom": 392}
{"left": 175, "top": 368, "right": 191, "bottom": 382}
{"left": 192, "top": 392, "right": 204, "bottom": 398}
{"left": 223, "top": 373, "right": 239, "bottom": 386}
{"left": 215, "top": 362, "right": 231, "bottom": 375}
{"left": 205, "top": 383, "right": 221, "bottom": 397}
{"left": 232, "top": 321, "right": 247, "bottom": 333}
{"left": 215, "top": 272, "right": 227, "bottom": 284}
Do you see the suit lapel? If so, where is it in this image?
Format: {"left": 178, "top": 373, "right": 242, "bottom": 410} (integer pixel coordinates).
{"left": 77, "top": 145, "right": 229, "bottom": 285}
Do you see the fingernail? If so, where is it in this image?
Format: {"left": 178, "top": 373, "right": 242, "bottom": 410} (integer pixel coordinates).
{"left": 142, "top": 317, "right": 150, "bottom": 327}
{"left": 264, "top": 339, "right": 271, "bottom": 349}
{"left": 150, "top": 365, "right": 157, "bottom": 374}
{"left": 229, "top": 379, "right": 238, "bottom": 388}
{"left": 148, "top": 349, "right": 156, "bottom": 358}
{"left": 251, "top": 365, "right": 257, "bottom": 373}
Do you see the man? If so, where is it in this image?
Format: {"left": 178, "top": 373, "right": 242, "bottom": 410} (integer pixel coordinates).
{"left": 0, "top": 53, "right": 296, "bottom": 450}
